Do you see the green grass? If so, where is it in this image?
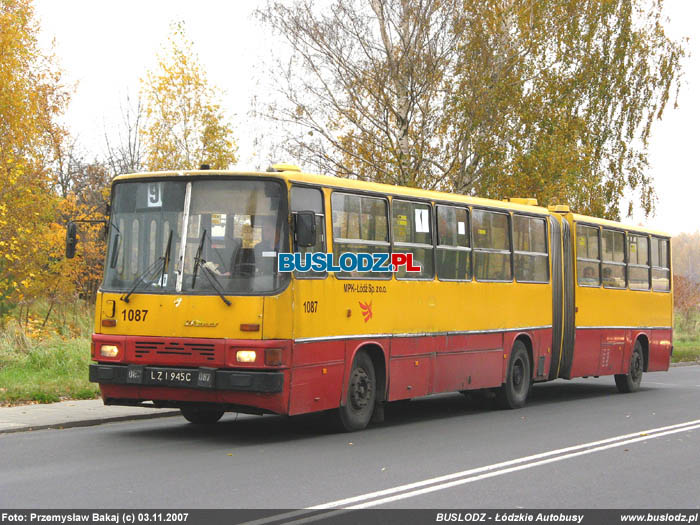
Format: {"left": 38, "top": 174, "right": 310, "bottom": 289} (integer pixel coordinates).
{"left": 0, "top": 302, "right": 99, "bottom": 405}
{"left": 672, "top": 311, "right": 700, "bottom": 363}
{"left": 0, "top": 328, "right": 98, "bottom": 405}
{"left": 673, "top": 332, "right": 700, "bottom": 363}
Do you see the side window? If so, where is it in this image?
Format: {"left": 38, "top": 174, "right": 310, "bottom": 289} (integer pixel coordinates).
{"left": 513, "top": 215, "right": 549, "bottom": 283}
{"left": 651, "top": 237, "right": 671, "bottom": 291}
{"left": 331, "top": 193, "right": 390, "bottom": 279}
{"left": 628, "top": 234, "right": 650, "bottom": 290}
{"left": 472, "top": 209, "right": 512, "bottom": 281}
{"left": 291, "top": 186, "right": 326, "bottom": 278}
{"left": 601, "top": 229, "right": 626, "bottom": 288}
{"left": 576, "top": 224, "right": 600, "bottom": 286}
{"left": 392, "top": 199, "right": 434, "bottom": 279}
{"left": 436, "top": 205, "right": 471, "bottom": 281}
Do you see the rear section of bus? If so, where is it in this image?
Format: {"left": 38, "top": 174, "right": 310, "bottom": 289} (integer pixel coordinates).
{"left": 89, "top": 171, "right": 295, "bottom": 416}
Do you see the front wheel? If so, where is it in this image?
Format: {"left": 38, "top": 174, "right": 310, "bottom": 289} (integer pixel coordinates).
{"left": 496, "top": 341, "right": 532, "bottom": 409}
{"left": 615, "top": 341, "right": 644, "bottom": 393}
{"left": 180, "top": 407, "right": 225, "bottom": 424}
{"left": 336, "top": 351, "right": 376, "bottom": 432}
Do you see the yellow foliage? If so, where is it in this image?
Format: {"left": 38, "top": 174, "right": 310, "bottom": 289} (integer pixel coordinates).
{"left": 0, "top": 0, "right": 70, "bottom": 314}
{"left": 141, "top": 21, "right": 238, "bottom": 171}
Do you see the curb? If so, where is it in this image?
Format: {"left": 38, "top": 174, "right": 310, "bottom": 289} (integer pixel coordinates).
{"left": 0, "top": 409, "right": 180, "bottom": 435}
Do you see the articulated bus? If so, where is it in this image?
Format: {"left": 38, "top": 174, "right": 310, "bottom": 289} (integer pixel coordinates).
{"left": 80, "top": 164, "right": 673, "bottom": 431}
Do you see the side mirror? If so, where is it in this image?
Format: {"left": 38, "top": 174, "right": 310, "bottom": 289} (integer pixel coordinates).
{"left": 66, "top": 222, "right": 78, "bottom": 259}
{"left": 294, "top": 211, "right": 317, "bottom": 248}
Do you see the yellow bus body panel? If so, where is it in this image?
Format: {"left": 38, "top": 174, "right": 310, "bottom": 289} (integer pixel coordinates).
{"left": 576, "top": 287, "right": 672, "bottom": 329}
{"left": 291, "top": 278, "right": 552, "bottom": 340}
{"left": 96, "top": 292, "right": 265, "bottom": 340}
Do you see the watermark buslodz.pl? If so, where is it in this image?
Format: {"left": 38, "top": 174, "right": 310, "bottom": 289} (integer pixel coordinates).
{"left": 277, "top": 252, "right": 421, "bottom": 273}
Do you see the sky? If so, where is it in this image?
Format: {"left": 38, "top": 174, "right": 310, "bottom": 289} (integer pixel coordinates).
{"left": 34, "top": 1, "right": 700, "bottom": 236}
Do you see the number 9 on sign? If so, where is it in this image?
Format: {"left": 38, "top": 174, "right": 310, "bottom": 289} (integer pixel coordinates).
{"left": 147, "top": 183, "right": 162, "bottom": 208}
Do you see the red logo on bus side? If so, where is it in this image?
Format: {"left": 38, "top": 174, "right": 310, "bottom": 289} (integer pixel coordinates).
{"left": 359, "top": 301, "right": 373, "bottom": 322}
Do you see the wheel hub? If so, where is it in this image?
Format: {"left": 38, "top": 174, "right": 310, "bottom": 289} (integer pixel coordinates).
{"left": 631, "top": 352, "right": 643, "bottom": 381}
{"left": 349, "top": 367, "right": 372, "bottom": 410}
{"left": 513, "top": 358, "right": 524, "bottom": 391}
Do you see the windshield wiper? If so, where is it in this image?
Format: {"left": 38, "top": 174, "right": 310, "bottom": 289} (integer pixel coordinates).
{"left": 191, "top": 229, "right": 207, "bottom": 289}
{"left": 108, "top": 220, "right": 122, "bottom": 269}
{"left": 191, "top": 229, "right": 231, "bottom": 307}
{"left": 160, "top": 229, "right": 173, "bottom": 288}
{"left": 121, "top": 229, "right": 173, "bottom": 303}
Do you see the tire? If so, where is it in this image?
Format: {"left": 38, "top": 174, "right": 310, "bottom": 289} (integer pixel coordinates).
{"left": 496, "top": 341, "right": 532, "bottom": 409}
{"left": 615, "top": 340, "right": 644, "bottom": 393}
{"left": 336, "top": 351, "right": 376, "bottom": 432}
{"left": 180, "top": 407, "right": 225, "bottom": 424}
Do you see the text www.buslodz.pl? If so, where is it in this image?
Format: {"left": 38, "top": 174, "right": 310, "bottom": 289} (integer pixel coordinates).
{"left": 277, "top": 252, "right": 421, "bottom": 273}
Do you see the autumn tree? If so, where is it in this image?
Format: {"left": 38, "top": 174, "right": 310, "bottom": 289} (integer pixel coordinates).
{"left": 672, "top": 232, "right": 700, "bottom": 282}
{"left": 674, "top": 275, "right": 700, "bottom": 331}
{"left": 40, "top": 127, "right": 111, "bottom": 305}
{"left": 141, "top": 22, "right": 238, "bottom": 171}
{"left": 105, "top": 94, "right": 145, "bottom": 177}
{"left": 258, "top": 0, "right": 685, "bottom": 219}
{"left": 54, "top": 154, "right": 111, "bottom": 300}
{"left": 0, "top": 0, "right": 70, "bottom": 317}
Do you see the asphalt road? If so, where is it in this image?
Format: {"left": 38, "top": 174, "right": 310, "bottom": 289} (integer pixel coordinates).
{"left": 2, "top": 365, "right": 700, "bottom": 511}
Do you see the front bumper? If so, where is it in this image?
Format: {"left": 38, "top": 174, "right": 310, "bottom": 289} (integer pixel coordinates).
{"left": 89, "top": 364, "right": 284, "bottom": 393}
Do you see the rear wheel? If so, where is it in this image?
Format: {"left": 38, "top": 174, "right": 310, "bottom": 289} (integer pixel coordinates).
{"left": 336, "top": 351, "right": 376, "bottom": 432}
{"left": 180, "top": 407, "right": 225, "bottom": 424}
{"left": 496, "top": 341, "right": 532, "bottom": 409}
{"left": 615, "top": 341, "right": 644, "bottom": 393}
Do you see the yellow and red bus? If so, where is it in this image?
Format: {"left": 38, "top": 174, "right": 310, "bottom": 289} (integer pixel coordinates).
{"left": 77, "top": 164, "right": 673, "bottom": 430}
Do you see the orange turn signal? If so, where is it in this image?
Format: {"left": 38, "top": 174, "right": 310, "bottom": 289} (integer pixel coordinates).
{"left": 264, "top": 348, "right": 283, "bottom": 366}
{"left": 102, "top": 319, "right": 117, "bottom": 327}
{"left": 240, "top": 323, "right": 260, "bottom": 332}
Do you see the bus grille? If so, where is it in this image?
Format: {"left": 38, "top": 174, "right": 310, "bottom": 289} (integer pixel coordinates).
{"left": 127, "top": 338, "right": 223, "bottom": 366}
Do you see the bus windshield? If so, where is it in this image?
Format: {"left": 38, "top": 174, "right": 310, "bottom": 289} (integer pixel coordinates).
{"left": 103, "top": 178, "right": 289, "bottom": 295}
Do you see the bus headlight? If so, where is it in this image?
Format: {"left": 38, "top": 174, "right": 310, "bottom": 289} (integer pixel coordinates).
{"left": 236, "top": 350, "right": 257, "bottom": 363}
{"left": 100, "top": 345, "right": 119, "bottom": 358}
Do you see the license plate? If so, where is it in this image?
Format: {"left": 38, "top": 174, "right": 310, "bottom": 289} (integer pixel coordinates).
{"left": 144, "top": 367, "right": 197, "bottom": 387}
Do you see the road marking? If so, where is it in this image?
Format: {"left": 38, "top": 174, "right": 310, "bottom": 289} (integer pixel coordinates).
{"left": 241, "top": 419, "right": 700, "bottom": 525}
{"left": 342, "top": 423, "right": 700, "bottom": 511}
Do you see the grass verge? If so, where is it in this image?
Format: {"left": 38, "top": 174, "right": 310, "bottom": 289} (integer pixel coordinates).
{"left": 673, "top": 312, "right": 700, "bottom": 364}
{"left": 0, "top": 302, "right": 99, "bottom": 405}
{"left": 672, "top": 338, "right": 700, "bottom": 363}
{"left": 0, "top": 331, "right": 98, "bottom": 405}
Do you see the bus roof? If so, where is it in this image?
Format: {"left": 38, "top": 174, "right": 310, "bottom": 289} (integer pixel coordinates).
{"left": 112, "top": 169, "right": 670, "bottom": 237}
{"left": 571, "top": 213, "right": 669, "bottom": 238}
